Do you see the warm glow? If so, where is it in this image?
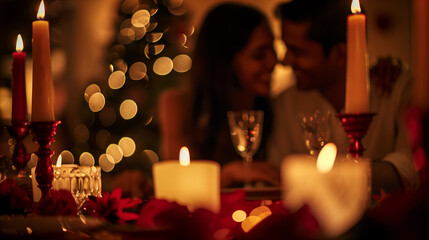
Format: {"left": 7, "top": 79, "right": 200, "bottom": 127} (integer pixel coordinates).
{"left": 37, "top": 0, "right": 45, "bottom": 19}
{"left": 107, "top": 144, "right": 124, "bottom": 163}
{"left": 84, "top": 84, "right": 101, "bottom": 102}
{"left": 131, "top": 9, "right": 150, "bottom": 28}
{"left": 79, "top": 152, "right": 95, "bottom": 166}
{"left": 129, "top": 62, "right": 147, "bottom": 80}
{"left": 179, "top": 147, "right": 190, "bottom": 166}
{"left": 232, "top": 210, "right": 247, "bottom": 222}
{"left": 241, "top": 216, "right": 262, "bottom": 233}
{"left": 316, "top": 143, "right": 337, "bottom": 173}
{"left": 56, "top": 155, "right": 62, "bottom": 167}
{"left": 108, "top": 71, "right": 126, "bottom": 89}
{"left": 99, "top": 154, "right": 115, "bottom": 172}
{"left": 351, "top": 0, "right": 361, "bottom": 14}
{"left": 153, "top": 57, "right": 173, "bottom": 75}
{"left": 88, "top": 92, "right": 105, "bottom": 112}
{"left": 173, "top": 54, "right": 192, "bottom": 73}
{"left": 250, "top": 206, "right": 272, "bottom": 219}
{"left": 118, "top": 137, "right": 136, "bottom": 157}
{"left": 16, "top": 34, "right": 24, "bottom": 52}
{"left": 60, "top": 150, "right": 75, "bottom": 164}
{"left": 119, "top": 99, "right": 138, "bottom": 119}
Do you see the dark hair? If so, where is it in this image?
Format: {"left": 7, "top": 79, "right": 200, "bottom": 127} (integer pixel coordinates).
{"left": 276, "top": 0, "right": 353, "bottom": 56}
{"left": 186, "top": 3, "right": 272, "bottom": 163}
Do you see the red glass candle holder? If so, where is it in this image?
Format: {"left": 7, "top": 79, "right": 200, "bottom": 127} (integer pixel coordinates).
{"left": 30, "top": 121, "right": 61, "bottom": 201}
{"left": 336, "top": 113, "right": 375, "bottom": 158}
{"left": 7, "top": 121, "right": 30, "bottom": 176}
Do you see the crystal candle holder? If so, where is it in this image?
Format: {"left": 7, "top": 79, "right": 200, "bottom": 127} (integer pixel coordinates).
{"left": 7, "top": 121, "right": 30, "bottom": 176}
{"left": 336, "top": 113, "right": 375, "bottom": 158}
{"left": 31, "top": 164, "right": 102, "bottom": 206}
{"left": 30, "top": 121, "right": 61, "bottom": 201}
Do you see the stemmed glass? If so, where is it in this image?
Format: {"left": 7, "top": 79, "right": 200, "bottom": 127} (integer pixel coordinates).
{"left": 298, "top": 110, "right": 331, "bottom": 156}
{"left": 227, "top": 110, "right": 264, "bottom": 187}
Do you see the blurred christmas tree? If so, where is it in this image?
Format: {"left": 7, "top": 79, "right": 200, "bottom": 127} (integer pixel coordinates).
{"left": 77, "top": 0, "right": 193, "bottom": 180}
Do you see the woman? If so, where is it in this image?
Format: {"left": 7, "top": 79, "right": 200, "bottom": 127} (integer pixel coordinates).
{"left": 159, "top": 3, "right": 280, "bottom": 187}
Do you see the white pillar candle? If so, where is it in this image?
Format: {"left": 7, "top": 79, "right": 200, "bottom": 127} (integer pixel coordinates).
{"left": 281, "top": 144, "right": 371, "bottom": 237}
{"left": 345, "top": 0, "right": 369, "bottom": 113}
{"left": 152, "top": 147, "right": 220, "bottom": 213}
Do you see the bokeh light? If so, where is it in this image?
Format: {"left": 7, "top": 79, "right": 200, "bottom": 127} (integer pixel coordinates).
{"left": 249, "top": 206, "right": 272, "bottom": 219}
{"left": 108, "top": 70, "right": 126, "bottom": 89}
{"left": 119, "top": 27, "right": 136, "bottom": 44}
{"left": 113, "top": 58, "right": 128, "bottom": 73}
{"left": 144, "top": 43, "right": 165, "bottom": 58}
{"left": 121, "top": 0, "right": 139, "bottom": 14}
{"left": 241, "top": 216, "right": 262, "bottom": 233}
{"left": 129, "top": 62, "right": 147, "bottom": 80}
{"left": 99, "top": 154, "right": 115, "bottom": 172}
{"left": 133, "top": 25, "right": 147, "bottom": 41}
{"left": 88, "top": 92, "right": 105, "bottom": 112}
{"left": 166, "top": 0, "right": 183, "bottom": 9}
{"left": 132, "top": 9, "right": 150, "bottom": 28}
{"left": 59, "top": 150, "right": 75, "bottom": 164}
{"left": 84, "top": 84, "right": 101, "bottom": 102}
{"left": 147, "top": 22, "right": 158, "bottom": 32}
{"left": 73, "top": 124, "right": 90, "bottom": 143}
{"left": 173, "top": 54, "right": 192, "bottom": 73}
{"left": 143, "top": 150, "right": 159, "bottom": 164}
{"left": 232, "top": 210, "right": 247, "bottom": 223}
{"left": 118, "top": 137, "right": 136, "bottom": 157}
{"left": 79, "top": 152, "right": 95, "bottom": 166}
{"left": 146, "top": 32, "right": 163, "bottom": 43}
{"left": 153, "top": 57, "right": 173, "bottom": 75}
{"left": 106, "top": 144, "right": 124, "bottom": 163}
{"left": 119, "top": 99, "right": 138, "bottom": 120}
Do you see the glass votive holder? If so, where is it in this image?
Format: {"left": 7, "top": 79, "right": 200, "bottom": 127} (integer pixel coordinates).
{"left": 31, "top": 165, "right": 102, "bottom": 205}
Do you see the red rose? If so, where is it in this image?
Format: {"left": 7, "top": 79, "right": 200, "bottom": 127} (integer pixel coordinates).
{"left": 136, "top": 198, "right": 190, "bottom": 228}
{"left": 33, "top": 189, "right": 78, "bottom": 216}
{"left": 81, "top": 188, "right": 141, "bottom": 224}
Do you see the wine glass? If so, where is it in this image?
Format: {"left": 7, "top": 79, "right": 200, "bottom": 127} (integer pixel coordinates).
{"left": 227, "top": 110, "right": 264, "bottom": 187}
{"left": 298, "top": 110, "right": 331, "bottom": 156}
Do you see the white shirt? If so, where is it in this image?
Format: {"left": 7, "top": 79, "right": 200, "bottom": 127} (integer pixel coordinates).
{"left": 268, "top": 73, "right": 419, "bottom": 190}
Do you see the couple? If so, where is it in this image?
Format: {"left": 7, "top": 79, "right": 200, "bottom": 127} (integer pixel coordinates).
{"left": 159, "top": 0, "right": 419, "bottom": 194}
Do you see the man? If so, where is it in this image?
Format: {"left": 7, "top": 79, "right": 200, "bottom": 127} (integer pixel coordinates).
{"left": 268, "top": 0, "right": 419, "bottom": 193}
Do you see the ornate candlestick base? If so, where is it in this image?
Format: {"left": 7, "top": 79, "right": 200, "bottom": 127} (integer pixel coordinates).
{"left": 336, "top": 113, "right": 375, "bottom": 158}
{"left": 7, "top": 121, "right": 30, "bottom": 176}
{"left": 30, "top": 121, "right": 61, "bottom": 201}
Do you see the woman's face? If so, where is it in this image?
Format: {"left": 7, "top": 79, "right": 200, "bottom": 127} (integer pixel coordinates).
{"left": 233, "top": 23, "right": 277, "bottom": 97}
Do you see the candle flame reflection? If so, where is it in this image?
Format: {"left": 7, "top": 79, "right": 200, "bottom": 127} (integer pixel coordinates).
{"left": 37, "top": 0, "right": 45, "bottom": 19}
{"left": 316, "top": 143, "right": 337, "bottom": 173}
{"left": 16, "top": 34, "right": 24, "bottom": 52}
{"left": 179, "top": 146, "right": 190, "bottom": 166}
{"left": 56, "top": 154, "right": 62, "bottom": 167}
{"left": 351, "top": 0, "right": 361, "bottom": 14}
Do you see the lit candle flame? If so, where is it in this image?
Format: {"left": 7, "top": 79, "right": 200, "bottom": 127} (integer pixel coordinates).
{"left": 316, "top": 143, "right": 337, "bottom": 173}
{"left": 37, "top": 0, "right": 45, "bottom": 19}
{"left": 16, "top": 34, "right": 24, "bottom": 52}
{"left": 179, "top": 146, "right": 190, "bottom": 166}
{"left": 56, "top": 154, "right": 62, "bottom": 167}
{"left": 351, "top": 0, "right": 361, "bottom": 14}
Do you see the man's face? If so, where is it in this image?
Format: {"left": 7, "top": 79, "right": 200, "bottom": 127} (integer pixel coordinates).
{"left": 280, "top": 20, "right": 332, "bottom": 90}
